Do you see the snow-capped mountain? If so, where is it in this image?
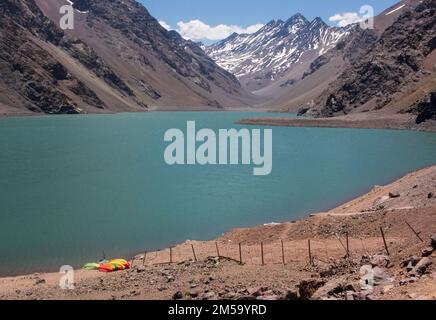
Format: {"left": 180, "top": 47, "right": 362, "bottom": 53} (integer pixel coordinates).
{"left": 205, "top": 14, "right": 350, "bottom": 91}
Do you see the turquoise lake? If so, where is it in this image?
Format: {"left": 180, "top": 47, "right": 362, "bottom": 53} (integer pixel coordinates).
{"left": 0, "top": 112, "right": 435, "bottom": 276}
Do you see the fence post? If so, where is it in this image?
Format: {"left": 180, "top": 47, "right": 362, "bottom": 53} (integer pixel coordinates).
{"left": 405, "top": 221, "right": 424, "bottom": 242}
{"left": 143, "top": 251, "right": 147, "bottom": 267}
{"left": 281, "top": 240, "right": 286, "bottom": 265}
{"left": 308, "top": 240, "right": 313, "bottom": 265}
{"left": 335, "top": 234, "right": 348, "bottom": 256}
{"left": 216, "top": 242, "right": 221, "bottom": 257}
{"left": 239, "top": 243, "right": 243, "bottom": 265}
{"left": 346, "top": 232, "right": 350, "bottom": 258}
{"left": 380, "top": 227, "right": 390, "bottom": 256}
{"left": 191, "top": 244, "right": 198, "bottom": 262}
{"left": 261, "top": 242, "right": 265, "bottom": 266}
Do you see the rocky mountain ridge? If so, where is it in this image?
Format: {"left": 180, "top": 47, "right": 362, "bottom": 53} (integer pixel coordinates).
{"left": 206, "top": 14, "right": 350, "bottom": 91}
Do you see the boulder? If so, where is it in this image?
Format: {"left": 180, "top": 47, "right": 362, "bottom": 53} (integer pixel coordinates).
{"left": 370, "top": 255, "right": 390, "bottom": 268}
{"left": 297, "top": 279, "right": 326, "bottom": 300}
{"left": 373, "top": 267, "right": 393, "bottom": 286}
{"left": 401, "top": 256, "right": 421, "bottom": 271}
{"left": 360, "top": 265, "right": 392, "bottom": 290}
{"left": 311, "top": 278, "right": 356, "bottom": 300}
{"left": 411, "top": 257, "right": 432, "bottom": 275}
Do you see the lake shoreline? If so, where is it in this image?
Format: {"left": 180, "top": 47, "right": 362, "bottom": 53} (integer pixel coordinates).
{"left": 0, "top": 165, "right": 435, "bottom": 301}
{"left": 238, "top": 115, "right": 436, "bottom": 133}
{"left": 3, "top": 109, "right": 436, "bottom": 133}
{"left": 0, "top": 108, "right": 275, "bottom": 120}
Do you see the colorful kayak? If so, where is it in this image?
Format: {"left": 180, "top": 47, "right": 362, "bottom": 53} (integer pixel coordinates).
{"left": 83, "top": 263, "right": 100, "bottom": 270}
{"left": 98, "top": 259, "right": 130, "bottom": 273}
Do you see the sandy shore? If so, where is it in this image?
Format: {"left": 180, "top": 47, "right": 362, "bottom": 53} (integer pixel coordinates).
{"left": 0, "top": 166, "right": 435, "bottom": 300}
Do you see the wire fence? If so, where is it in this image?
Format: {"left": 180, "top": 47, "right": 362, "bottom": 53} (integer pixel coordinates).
{"left": 131, "top": 221, "right": 431, "bottom": 268}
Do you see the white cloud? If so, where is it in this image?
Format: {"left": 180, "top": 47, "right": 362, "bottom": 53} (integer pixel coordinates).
{"left": 176, "top": 20, "right": 264, "bottom": 41}
{"left": 329, "top": 12, "right": 363, "bottom": 27}
{"left": 159, "top": 20, "right": 172, "bottom": 31}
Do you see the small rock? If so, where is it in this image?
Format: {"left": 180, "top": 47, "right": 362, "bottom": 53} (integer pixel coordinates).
{"left": 400, "top": 277, "right": 417, "bottom": 286}
{"left": 256, "top": 295, "right": 280, "bottom": 301}
{"left": 422, "top": 247, "right": 434, "bottom": 257}
{"left": 283, "top": 289, "right": 298, "bottom": 300}
{"left": 167, "top": 275, "right": 175, "bottom": 283}
{"left": 246, "top": 287, "right": 268, "bottom": 297}
{"left": 202, "top": 292, "right": 217, "bottom": 300}
{"left": 130, "top": 290, "right": 140, "bottom": 296}
{"left": 401, "top": 256, "right": 420, "bottom": 271}
{"left": 224, "top": 292, "right": 237, "bottom": 299}
{"left": 431, "top": 236, "right": 436, "bottom": 250}
{"left": 136, "top": 266, "right": 146, "bottom": 273}
{"left": 389, "top": 192, "right": 401, "bottom": 198}
{"left": 34, "top": 278, "right": 46, "bottom": 285}
{"left": 172, "top": 291, "right": 183, "bottom": 300}
{"left": 370, "top": 255, "right": 390, "bottom": 268}
{"left": 428, "top": 193, "right": 434, "bottom": 199}
{"left": 411, "top": 257, "right": 432, "bottom": 275}
{"left": 297, "top": 279, "right": 326, "bottom": 300}
{"left": 188, "top": 290, "right": 200, "bottom": 298}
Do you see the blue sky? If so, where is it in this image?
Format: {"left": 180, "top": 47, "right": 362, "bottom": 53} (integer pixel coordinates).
{"left": 140, "top": 0, "right": 399, "bottom": 42}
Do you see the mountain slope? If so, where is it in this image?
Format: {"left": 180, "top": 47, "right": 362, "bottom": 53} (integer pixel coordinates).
{"left": 241, "top": 0, "right": 432, "bottom": 121}
{"left": 0, "top": 0, "right": 257, "bottom": 116}
{"left": 312, "top": 0, "right": 435, "bottom": 118}
{"left": 206, "top": 14, "right": 349, "bottom": 92}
